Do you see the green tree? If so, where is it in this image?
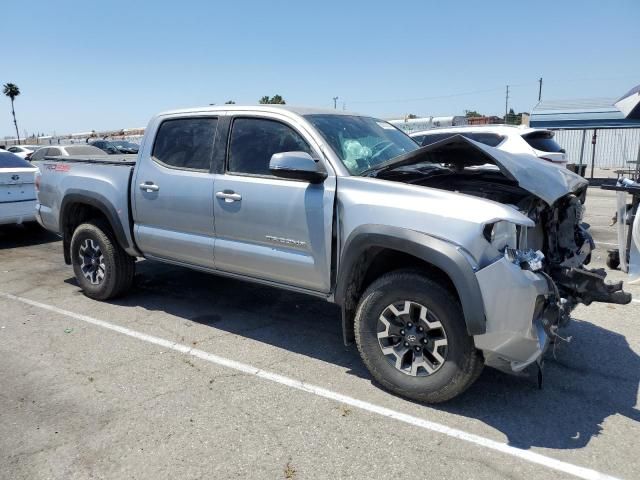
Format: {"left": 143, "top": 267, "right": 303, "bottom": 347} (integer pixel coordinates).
{"left": 505, "top": 108, "right": 522, "bottom": 125}
{"left": 270, "top": 94, "right": 285, "bottom": 105}
{"left": 465, "top": 110, "right": 482, "bottom": 118}
{"left": 3, "top": 83, "right": 21, "bottom": 144}
{"left": 225, "top": 100, "right": 236, "bottom": 104}
{"left": 259, "top": 94, "right": 286, "bottom": 105}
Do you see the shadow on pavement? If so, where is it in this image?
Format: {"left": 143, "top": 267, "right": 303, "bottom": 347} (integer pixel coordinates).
{"left": 0, "top": 224, "right": 59, "bottom": 249}
{"left": 439, "top": 317, "right": 640, "bottom": 449}
{"left": 66, "top": 259, "right": 640, "bottom": 451}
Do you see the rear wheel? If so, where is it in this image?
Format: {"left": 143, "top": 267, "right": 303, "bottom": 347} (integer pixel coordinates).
{"left": 354, "top": 270, "right": 483, "bottom": 403}
{"left": 70, "top": 220, "right": 135, "bottom": 300}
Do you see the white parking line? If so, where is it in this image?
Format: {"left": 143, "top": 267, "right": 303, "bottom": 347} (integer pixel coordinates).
{"left": 0, "top": 291, "right": 620, "bottom": 480}
{"left": 596, "top": 242, "right": 618, "bottom": 248}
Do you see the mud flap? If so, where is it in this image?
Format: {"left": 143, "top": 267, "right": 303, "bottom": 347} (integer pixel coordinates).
{"left": 536, "top": 357, "right": 544, "bottom": 390}
{"left": 553, "top": 266, "right": 632, "bottom": 305}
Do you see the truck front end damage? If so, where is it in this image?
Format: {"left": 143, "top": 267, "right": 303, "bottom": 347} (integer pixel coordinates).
{"left": 375, "top": 135, "right": 631, "bottom": 372}
{"left": 474, "top": 190, "right": 630, "bottom": 372}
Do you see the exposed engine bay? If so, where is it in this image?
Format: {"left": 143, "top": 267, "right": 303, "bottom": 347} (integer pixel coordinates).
{"left": 372, "top": 135, "right": 631, "bottom": 344}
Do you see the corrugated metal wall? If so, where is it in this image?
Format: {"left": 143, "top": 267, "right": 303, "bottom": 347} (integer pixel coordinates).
{"left": 551, "top": 128, "right": 640, "bottom": 169}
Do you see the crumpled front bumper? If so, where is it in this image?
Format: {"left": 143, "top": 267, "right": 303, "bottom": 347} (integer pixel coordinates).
{"left": 473, "top": 257, "right": 551, "bottom": 371}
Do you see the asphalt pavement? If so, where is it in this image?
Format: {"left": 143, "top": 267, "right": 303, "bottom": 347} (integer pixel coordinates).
{"left": 0, "top": 187, "right": 638, "bottom": 480}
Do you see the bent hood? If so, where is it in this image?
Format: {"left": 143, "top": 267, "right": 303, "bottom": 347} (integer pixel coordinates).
{"left": 378, "top": 135, "right": 587, "bottom": 205}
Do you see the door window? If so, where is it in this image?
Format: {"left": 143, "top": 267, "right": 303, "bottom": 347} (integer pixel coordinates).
{"left": 152, "top": 117, "right": 218, "bottom": 171}
{"left": 227, "top": 118, "right": 311, "bottom": 176}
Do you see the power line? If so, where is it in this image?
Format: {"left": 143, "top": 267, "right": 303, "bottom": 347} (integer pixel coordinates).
{"left": 347, "top": 86, "right": 506, "bottom": 105}
{"left": 346, "top": 82, "right": 538, "bottom": 106}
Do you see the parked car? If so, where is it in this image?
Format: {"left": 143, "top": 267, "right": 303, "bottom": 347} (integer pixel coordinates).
{"left": 410, "top": 126, "right": 568, "bottom": 166}
{"left": 90, "top": 140, "right": 122, "bottom": 155}
{"left": 34, "top": 106, "right": 628, "bottom": 403}
{"left": 110, "top": 140, "right": 140, "bottom": 154}
{"left": 6, "top": 145, "right": 44, "bottom": 159}
{"left": 29, "top": 144, "right": 105, "bottom": 162}
{"left": 0, "top": 151, "right": 38, "bottom": 225}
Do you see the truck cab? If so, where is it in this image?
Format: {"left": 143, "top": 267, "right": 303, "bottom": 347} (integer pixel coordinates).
{"left": 132, "top": 108, "right": 339, "bottom": 293}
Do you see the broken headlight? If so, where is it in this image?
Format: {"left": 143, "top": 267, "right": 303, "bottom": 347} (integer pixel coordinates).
{"left": 484, "top": 220, "right": 518, "bottom": 252}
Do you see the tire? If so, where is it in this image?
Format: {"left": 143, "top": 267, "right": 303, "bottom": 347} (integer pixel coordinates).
{"left": 354, "top": 269, "right": 483, "bottom": 403}
{"left": 70, "top": 220, "right": 135, "bottom": 300}
{"left": 606, "top": 251, "right": 620, "bottom": 270}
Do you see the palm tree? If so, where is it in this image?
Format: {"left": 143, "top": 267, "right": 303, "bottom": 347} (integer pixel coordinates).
{"left": 3, "top": 83, "right": 21, "bottom": 144}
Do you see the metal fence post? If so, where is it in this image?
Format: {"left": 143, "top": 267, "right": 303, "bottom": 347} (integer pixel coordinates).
{"left": 590, "top": 129, "right": 597, "bottom": 179}
{"left": 578, "top": 129, "right": 586, "bottom": 166}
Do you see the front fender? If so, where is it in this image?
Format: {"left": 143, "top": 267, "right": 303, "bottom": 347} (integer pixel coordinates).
{"left": 335, "top": 225, "right": 486, "bottom": 341}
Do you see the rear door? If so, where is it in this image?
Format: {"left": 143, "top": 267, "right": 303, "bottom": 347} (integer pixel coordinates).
{"left": 212, "top": 113, "right": 335, "bottom": 292}
{"left": 133, "top": 116, "right": 218, "bottom": 268}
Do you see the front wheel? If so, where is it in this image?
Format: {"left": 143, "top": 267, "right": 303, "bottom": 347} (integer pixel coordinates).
{"left": 354, "top": 270, "right": 483, "bottom": 403}
{"left": 70, "top": 220, "right": 135, "bottom": 300}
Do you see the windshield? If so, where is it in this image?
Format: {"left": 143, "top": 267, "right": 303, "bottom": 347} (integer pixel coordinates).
{"left": 111, "top": 141, "right": 139, "bottom": 149}
{"left": 305, "top": 115, "right": 419, "bottom": 175}
{"left": 66, "top": 145, "right": 105, "bottom": 155}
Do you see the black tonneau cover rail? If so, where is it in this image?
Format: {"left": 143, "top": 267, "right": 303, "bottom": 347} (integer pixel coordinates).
{"left": 42, "top": 154, "right": 137, "bottom": 166}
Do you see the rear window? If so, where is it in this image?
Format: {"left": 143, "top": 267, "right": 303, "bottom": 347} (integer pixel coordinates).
{"left": 152, "top": 117, "right": 218, "bottom": 170}
{"left": 65, "top": 145, "right": 105, "bottom": 155}
{"left": 419, "top": 132, "right": 504, "bottom": 147}
{"left": 0, "top": 152, "right": 33, "bottom": 168}
{"left": 522, "top": 131, "right": 564, "bottom": 153}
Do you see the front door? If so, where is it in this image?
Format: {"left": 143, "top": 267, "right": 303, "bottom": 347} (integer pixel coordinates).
{"left": 213, "top": 115, "right": 335, "bottom": 292}
{"left": 133, "top": 116, "right": 218, "bottom": 268}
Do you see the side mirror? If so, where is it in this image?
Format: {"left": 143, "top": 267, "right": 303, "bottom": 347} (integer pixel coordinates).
{"left": 269, "top": 151, "right": 327, "bottom": 183}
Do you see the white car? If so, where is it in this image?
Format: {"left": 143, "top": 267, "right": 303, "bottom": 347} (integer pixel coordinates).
{"left": 28, "top": 144, "right": 105, "bottom": 161}
{"left": 5, "top": 145, "right": 43, "bottom": 159}
{"left": 410, "top": 125, "right": 568, "bottom": 166}
{"left": 0, "top": 151, "right": 38, "bottom": 225}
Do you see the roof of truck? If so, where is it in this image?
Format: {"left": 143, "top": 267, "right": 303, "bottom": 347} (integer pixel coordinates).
{"left": 156, "top": 105, "right": 360, "bottom": 118}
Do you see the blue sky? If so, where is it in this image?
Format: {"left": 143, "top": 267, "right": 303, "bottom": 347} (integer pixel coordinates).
{"left": 1, "top": 0, "right": 639, "bottom": 137}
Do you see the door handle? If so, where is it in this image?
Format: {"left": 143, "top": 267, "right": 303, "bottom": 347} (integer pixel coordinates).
{"left": 216, "top": 191, "right": 242, "bottom": 202}
{"left": 139, "top": 182, "right": 159, "bottom": 192}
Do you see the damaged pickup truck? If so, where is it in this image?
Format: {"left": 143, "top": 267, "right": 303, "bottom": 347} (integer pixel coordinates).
{"left": 34, "top": 106, "right": 630, "bottom": 402}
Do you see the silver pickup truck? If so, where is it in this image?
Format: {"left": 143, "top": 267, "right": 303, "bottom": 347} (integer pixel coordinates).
{"left": 35, "top": 106, "right": 630, "bottom": 403}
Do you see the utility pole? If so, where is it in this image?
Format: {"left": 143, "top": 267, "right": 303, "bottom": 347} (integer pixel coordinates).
{"left": 538, "top": 77, "right": 543, "bottom": 102}
{"left": 333, "top": 96, "right": 339, "bottom": 109}
{"left": 504, "top": 85, "right": 509, "bottom": 123}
